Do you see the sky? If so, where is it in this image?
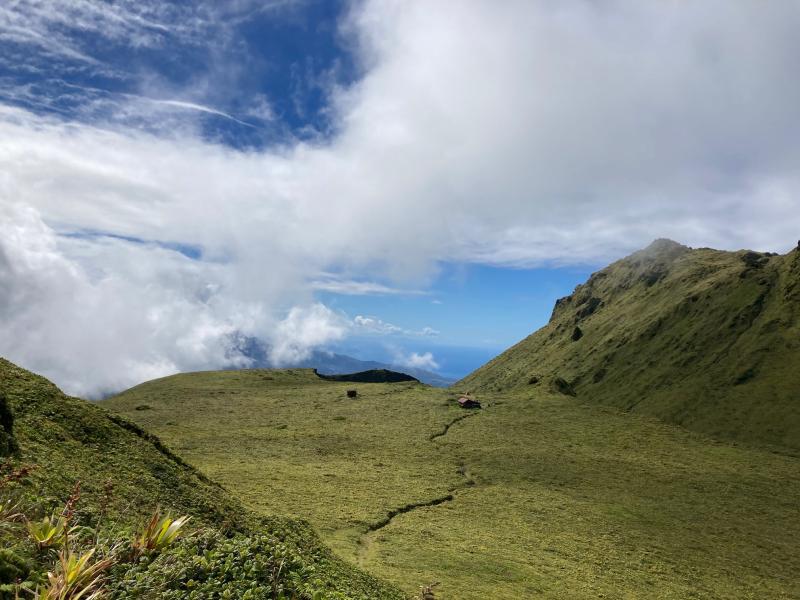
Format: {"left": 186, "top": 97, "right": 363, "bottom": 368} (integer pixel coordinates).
{"left": 1, "top": 1, "right": 799, "bottom": 396}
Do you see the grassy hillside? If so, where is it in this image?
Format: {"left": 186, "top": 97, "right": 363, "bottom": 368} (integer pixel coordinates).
{"left": 0, "top": 358, "right": 405, "bottom": 599}
{"left": 106, "top": 367, "right": 800, "bottom": 599}
{"left": 459, "top": 239, "right": 800, "bottom": 451}
{"left": 105, "top": 369, "right": 464, "bottom": 558}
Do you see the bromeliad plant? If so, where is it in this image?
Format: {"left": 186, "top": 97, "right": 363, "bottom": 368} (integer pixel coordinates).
{"left": 26, "top": 482, "right": 85, "bottom": 551}
{"left": 37, "top": 548, "right": 115, "bottom": 600}
{"left": 131, "top": 509, "right": 190, "bottom": 557}
{"left": 26, "top": 513, "right": 79, "bottom": 552}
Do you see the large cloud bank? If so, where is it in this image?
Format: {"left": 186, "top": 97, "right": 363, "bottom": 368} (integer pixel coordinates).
{"left": 1, "top": 1, "right": 799, "bottom": 396}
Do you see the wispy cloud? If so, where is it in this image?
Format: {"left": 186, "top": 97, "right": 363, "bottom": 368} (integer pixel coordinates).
{"left": 353, "top": 316, "right": 439, "bottom": 337}
{"left": 312, "top": 275, "right": 426, "bottom": 296}
{"left": 0, "top": 1, "right": 341, "bottom": 147}
{"left": 148, "top": 99, "right": 257, "bottom": 128}
{"left": 0, "top": 1, "right": 178, "bottom": 69}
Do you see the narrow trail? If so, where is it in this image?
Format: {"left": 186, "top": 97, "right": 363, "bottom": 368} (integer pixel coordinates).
{"left": 356, "top": 409, "right": 480, "bottom": 566}
{"left": 429, "top": 412, "right": 478, "bottom": 442}
{"left": 365, "top": 494, "right": 456, "bottom": 534}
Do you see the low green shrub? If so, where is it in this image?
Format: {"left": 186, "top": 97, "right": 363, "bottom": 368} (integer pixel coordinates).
{"left": 110, "top": 529, "right": 348, "bottom": 599}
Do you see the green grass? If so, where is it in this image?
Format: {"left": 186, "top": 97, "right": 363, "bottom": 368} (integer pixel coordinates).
{"left": 106, "top": 368, "right": 800, "bottom": 599}
{"left": 0, "top": 358, "right": 406, "bottom": 599}
{"left": 106, "top": 369, "right": 464, "bottom": 559}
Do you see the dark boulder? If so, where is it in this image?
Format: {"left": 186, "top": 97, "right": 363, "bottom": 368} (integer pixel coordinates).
{"left": 741, "top": 251, "right": 768, "bottom": 269}
{"left": 734, "top": 368, "right": 757, "bottom": 385}
{"left": 551, "top": 377, "right": 577, "bottom": 397}
{"left": 575, "top": 296, "right": 603, "bottom": 319}
{"left": 640, "top": 268, "right": 667, "bottom": 287}
{"left": 0, "top": 392, "right": 17, "bottom": 457}
{"left": 550, "top": 295, "right": 573, "bottom": 322}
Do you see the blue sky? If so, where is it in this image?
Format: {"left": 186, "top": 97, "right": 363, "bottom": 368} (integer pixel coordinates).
{"left": 1, "top": 1, "right": 798, "bottom": 396}
{"left": 0, "top": 1, "right": 357, "bottom": 146}
{"left": 319, "top": 263, "right": 595, "bottom": 377}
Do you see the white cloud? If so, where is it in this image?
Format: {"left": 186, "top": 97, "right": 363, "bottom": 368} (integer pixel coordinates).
{"left": 0, "top": 1, "right": 176, "bottom": 69}
{"left": 0, "top": 1, "right": 306, "bottom": 78}
{"left": 394, "top": 351, "right": 439, "bottom": 372}
{"left": 311, "top": 276, "right": 425, "bottom": 296}
{"left": 268, "top": 304, "right": 347, "bottom": 366}
{"left": 353, "top": 316, "right": 402, "bottom": 335}
{"left": 2, "top": 1, "right": 800, "bottom": 395}
{"left": 244, "top": 94, "right": 276, "bottom": 123}
{"left": 353, "top": 316, "right": 439, "bottom": 337}
{"left": 147, "top": 100, "right": 256, "bottom": 128}
{"left": 0, "top": 203, "right": 257, "bottom": 397}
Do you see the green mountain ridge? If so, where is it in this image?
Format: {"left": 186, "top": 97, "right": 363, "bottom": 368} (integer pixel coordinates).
{"left": 459, "top": 239, "right": 800, "bottom": 451}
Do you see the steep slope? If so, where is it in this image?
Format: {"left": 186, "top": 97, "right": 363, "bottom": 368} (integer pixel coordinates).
{"left": 0, "top": 358, "right": 405, "bottom": 598}
{"left": 459, "top": 239, "right": 800, "bottom": 451}
{"left": 0, "top": 357, "right": 244, "bottom": 525}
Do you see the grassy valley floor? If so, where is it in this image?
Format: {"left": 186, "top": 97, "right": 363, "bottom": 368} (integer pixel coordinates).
{"left": 105, "top": 369, "right": 800, "bottom": 599}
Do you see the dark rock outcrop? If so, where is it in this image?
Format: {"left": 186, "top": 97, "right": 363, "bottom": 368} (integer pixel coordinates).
{"left": 316, "top": 369, "right": 419, "bottom": 384}
{"left": 551, "top": 377, "right": 576, "bottom": 397}
{"left": 0, "top": 392, "right": 16, "bottom": 456}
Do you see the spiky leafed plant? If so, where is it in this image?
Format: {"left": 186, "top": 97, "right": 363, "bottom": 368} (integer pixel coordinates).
{"left": 37, "top": 548, "right": 115, "bottom": 600}
{"left": 26, "top": 513, "right": 76, "bottom": 551}
{"left": 26, "top": 482, "right": 84, "bottom": 551}
{"left": 132, "top": 509, "right": 190, "bottom": 557}
{"left": 0, "top": 463, "right": 33, "bottom": 530}
{"left": 0, "top": 497, "right": 23, "bottom": 525}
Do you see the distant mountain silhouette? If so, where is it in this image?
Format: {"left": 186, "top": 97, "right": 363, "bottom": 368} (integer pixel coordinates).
{"left": 315, "top": 369, "right": 419, "bottom": 384}
{"left": 233, "top": 337, "right": 454, "bottom": 387}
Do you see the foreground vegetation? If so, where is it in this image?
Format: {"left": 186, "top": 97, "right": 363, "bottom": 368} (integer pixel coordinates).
{"left": 0, "top": 358, "right": 405, "bottom": 599}
{"left": 107, "top": 368, "right": 800, "bottom": 599}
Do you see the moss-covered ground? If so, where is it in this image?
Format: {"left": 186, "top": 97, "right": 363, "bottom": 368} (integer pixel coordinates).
{"left": 106, "top": 368, "right": 800, "bottom": 599}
